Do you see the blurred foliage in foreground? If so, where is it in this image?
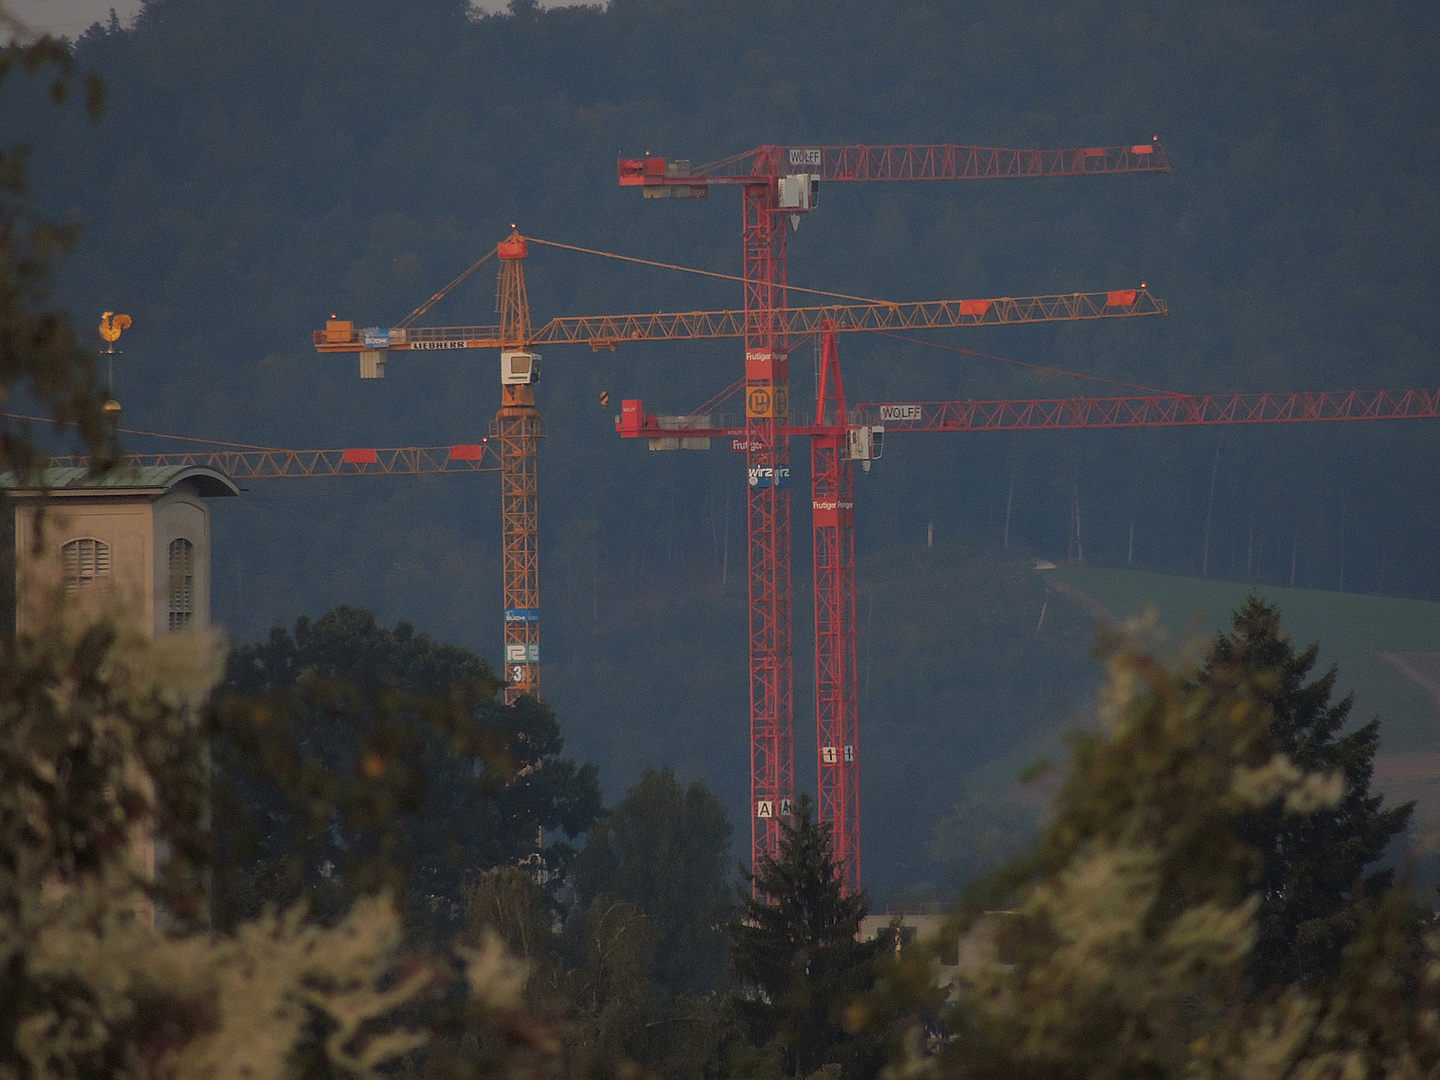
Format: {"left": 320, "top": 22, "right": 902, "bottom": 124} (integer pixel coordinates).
{"left": 862, "top": 613, "right": 1434, "bottom": 1080}
{"left": 4, "top": 571, "right": 1436, "bottom": 1080}
{"left": 0, "top": 24, "right": 116, "bottom": 480}
{"left": 0, "top": 592, "right": 547, "bottom": 1080}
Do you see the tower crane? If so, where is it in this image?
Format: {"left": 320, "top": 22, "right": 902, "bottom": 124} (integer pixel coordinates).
{"left": 314, "top": 228, "right": 1165, "bottom": 715}
{"left": 316, "top": 232, "right": 540, "bottom": 702}
{"left": 810, "top": 329, "right": 860, "bottom": 887}
{"left": 617, "top": 140, "right": 1171, "bottom": 879}
{"left": 618, "top": 326, "right": 1440, "bottom": 893}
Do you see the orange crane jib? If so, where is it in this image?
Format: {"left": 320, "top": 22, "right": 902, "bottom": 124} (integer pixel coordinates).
{"left": 314, "top": 289, "right": 1168, "bottom": 353}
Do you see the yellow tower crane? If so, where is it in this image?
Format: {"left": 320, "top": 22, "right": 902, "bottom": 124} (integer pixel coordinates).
{"left": 315, "top": 230, "right": 1167, "bottom": 706}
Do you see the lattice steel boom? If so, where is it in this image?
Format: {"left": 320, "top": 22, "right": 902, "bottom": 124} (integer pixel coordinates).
{"left": 850, "top": 388, "right": 1440, "bottom": 431}
{"left": 620, "top": 142, "right": 1171, "bottom": 185}
{"left": 44, "top": 445, "right": 497, "bottom": 477}
{"left": 313, "top": 289, "right": 1166, "bottom": 353}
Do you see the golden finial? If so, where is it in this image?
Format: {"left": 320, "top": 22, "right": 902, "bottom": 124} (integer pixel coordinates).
{"left": 98, "top": 312, "right": 132, "bottom": 413}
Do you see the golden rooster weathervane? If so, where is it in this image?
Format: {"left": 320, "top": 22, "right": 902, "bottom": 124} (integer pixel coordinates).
{"left": 98, "top": 311, "right": 131, "bottom": 353}
{"left": 98, "top": 311, "right": 132, "bottom": 414}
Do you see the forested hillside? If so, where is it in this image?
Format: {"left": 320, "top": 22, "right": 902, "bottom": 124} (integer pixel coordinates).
{"left": 10, "top": 0, "right": 1439, "bottom": 896}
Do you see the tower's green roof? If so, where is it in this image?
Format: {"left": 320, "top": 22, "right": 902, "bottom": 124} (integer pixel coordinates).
{"left": 0, "top": 464, "right": 239, "bottom": 497}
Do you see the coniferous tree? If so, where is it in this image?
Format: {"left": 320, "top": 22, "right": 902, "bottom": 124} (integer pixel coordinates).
{"left": 730, "top": 793, "right": 884, "bottom": 1079}
{"left": 1202, "top": 597, "right": 1413, "bottom": 989}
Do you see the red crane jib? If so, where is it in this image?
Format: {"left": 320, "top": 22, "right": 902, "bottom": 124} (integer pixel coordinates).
{"left": 618, "top": 389, "right": 1440, "bottom": 440}
{"left": 851, "top": 389, "right": 1440, "bottom": 432}
{"left": 619, "top": 142, "right": 1170, "bottom": 186}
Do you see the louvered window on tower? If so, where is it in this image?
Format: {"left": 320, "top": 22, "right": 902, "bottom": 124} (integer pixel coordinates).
{"left": 168, "top": 537, "right": 194, "bottom": 631}
{"left": 61, "top": 538, "right": 111, "bottom": 594}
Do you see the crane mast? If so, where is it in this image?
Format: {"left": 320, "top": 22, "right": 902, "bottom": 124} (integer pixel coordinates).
{"left": 493, "top": 232, "right": 543, "bottom": 704}
{"left": 811, "top": 329, "right": 860, "bottom": 893}
{"left": 742, "top": 151, "right": 795, "bottom": 863}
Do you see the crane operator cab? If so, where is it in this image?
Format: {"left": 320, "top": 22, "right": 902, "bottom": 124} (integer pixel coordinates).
{"left": 846, "top": 425, "right": 884, "bottom": 472}
{"left": 501, "top": 351, "right": 540, "bottom": 385}
{"left": 777, "top": 172, "right": 818, "bottom": 231}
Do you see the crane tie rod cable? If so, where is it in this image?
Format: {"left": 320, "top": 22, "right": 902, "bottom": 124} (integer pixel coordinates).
{"left": 525, "top": 236, "right": 885, "bottom": 305}
{"left": 1, "top": 411, "right": 293, "bottom": 452}
{"left": 396, "top": 248, "right": 497, "bottom": 329}
{"left": 687, "top": 378, "right": 746, "bottom": 419}
{"left": 864, "top": 331, "right": 1183, "bottom": 397}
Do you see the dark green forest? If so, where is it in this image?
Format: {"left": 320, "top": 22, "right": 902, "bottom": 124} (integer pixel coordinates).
{"left": 9, "top": 0, "right": 1439, "bottom": 897}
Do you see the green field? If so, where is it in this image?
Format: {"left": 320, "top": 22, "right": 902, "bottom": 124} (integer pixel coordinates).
{"left": 1050, "top": 567, "right": 1440, "bottom": 756}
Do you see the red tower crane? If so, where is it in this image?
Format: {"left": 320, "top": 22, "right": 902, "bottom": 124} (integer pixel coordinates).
{"left": 618, "top": 141, "right": 1171, "bottom": 877}
{"left": 618, "top": 318, "right": 1440, "bottom": 894}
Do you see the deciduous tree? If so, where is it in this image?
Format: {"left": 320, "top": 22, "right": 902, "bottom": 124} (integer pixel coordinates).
{"left": 574, "top": 765, "right": 733, "bottom": 995}
{"left": 0, "top": 21, "right": 115, "bottom": 480}
{"left": 217, "top": 605, "right": 601, "bottom": 931}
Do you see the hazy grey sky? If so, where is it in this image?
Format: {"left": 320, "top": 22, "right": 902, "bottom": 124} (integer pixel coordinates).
{"left": 9, "top": 0, "right": 522, "bottom": 39}
{"left": 9, "top": 0, "right": 139, "bottom": 38}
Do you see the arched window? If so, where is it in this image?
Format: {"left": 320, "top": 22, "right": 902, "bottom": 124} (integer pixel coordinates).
{"left": 168, "top": 538, "right": 194, "bottom": 631}
{"left": 61, "top": 538, "right": 111, "bottom": 594}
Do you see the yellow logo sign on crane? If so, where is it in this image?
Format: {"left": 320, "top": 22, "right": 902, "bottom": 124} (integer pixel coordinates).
{"left": 746, "top": 384, "right": 788, "bottom": 418}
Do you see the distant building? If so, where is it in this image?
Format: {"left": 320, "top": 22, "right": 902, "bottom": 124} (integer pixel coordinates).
{"left": 861, "top": 907, "right": 1016, "bottom": 998}
{"left": 6, "top": 465, "right": 239, "bottom": 926}
{"left": 9, "top": 465, "right": 239, "bottom": 636}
